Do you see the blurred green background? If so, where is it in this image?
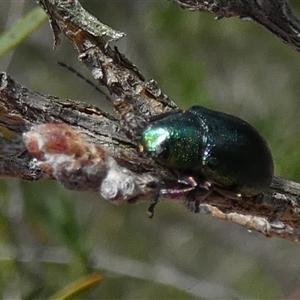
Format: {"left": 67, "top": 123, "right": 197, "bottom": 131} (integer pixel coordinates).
{"left": 1, "top": 0, "right": 300, "bottom": 299}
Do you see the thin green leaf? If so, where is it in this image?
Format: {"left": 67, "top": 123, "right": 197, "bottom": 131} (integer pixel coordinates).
{"left": 49, "top": 273, "right": 104, "bottom": 300}
{"left": 0, "top": 7, "right": 47, "bottom": 57}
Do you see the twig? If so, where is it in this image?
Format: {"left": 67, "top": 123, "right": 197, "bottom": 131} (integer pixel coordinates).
{"left": 1, "top": 0, "right": 300, "bottom": 243}
{"left": 169, "top": 0, "right": 300, "bottom": 52}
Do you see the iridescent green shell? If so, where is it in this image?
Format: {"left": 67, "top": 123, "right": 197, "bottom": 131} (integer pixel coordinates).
{"left": 139, "top": 105, "right": 274, "bottom": 196}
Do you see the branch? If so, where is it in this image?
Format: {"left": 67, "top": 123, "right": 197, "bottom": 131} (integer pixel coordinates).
{"left": 1, "top": 0, "right": 300, "bottom": 243}
{"left": 170, "top": 0, "right": 300, "bottom": 52}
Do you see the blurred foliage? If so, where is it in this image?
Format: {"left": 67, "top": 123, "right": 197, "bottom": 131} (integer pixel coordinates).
{"left": 1, "top": 0, "right": 300, "bottom": 299}
{"left": 0, "top": 6, "right": 46, "bottom": 57}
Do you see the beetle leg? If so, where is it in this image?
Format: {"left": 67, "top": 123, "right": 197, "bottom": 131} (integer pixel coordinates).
{"left": 147, "top": 200, "right": 158, "bottom": 219}
{"left": 148, "top": 173, "right": 215, "bottom": 217}
{"left": 147, "top": 176, "right": 162, "bottom": 218}
{"left": 193, "top": 189, "right": 212, "bottom": 213}
{"left": 160, "top": 175, "right": 213, "bottom": 213}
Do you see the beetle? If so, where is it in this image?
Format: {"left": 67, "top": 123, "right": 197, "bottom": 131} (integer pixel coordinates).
{"left": 138, "top": 105, "right": 274, "bottom": 211}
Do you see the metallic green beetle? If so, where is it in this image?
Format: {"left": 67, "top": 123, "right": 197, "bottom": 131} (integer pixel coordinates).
{"left": 139, "top": 105, "right": 274, "bottom": 197}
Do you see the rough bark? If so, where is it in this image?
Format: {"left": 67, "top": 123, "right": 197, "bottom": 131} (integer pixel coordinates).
{"left": 170, "top": 0, "right": 300, "bottom": 52}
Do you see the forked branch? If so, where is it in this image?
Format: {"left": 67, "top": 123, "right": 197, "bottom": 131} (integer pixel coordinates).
{"left": 0, "top": 0, "right": 300, "bottom": 243}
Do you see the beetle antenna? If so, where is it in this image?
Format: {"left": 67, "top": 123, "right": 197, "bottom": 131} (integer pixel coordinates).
{"left": 57, "top": 62, "right": 112, "bottom": 103}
